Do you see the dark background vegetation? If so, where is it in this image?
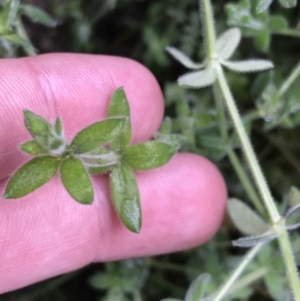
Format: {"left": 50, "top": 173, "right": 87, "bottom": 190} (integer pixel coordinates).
{"left": 1, "top": 0, "right": 300, "bottom": 300}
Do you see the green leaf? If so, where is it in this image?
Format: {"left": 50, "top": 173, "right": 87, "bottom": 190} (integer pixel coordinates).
{"left": 284, "top": 203, "right": 300, "bottom": 231}
{"left": 20, "top": 4, "right": 58, "bottom": 27}
{"left": 268, "top": 15, "right": 288, "bottom": 32}
{"left": 233, "top": 231, "right": 278, "bottom": 248}
{"left": 159, "top": 117, "right": 172, "bottom": 134}
{"left": 110, "top": 164, "right": 141, "bottom": 233}
{"left": 288, "top": 186, "right": 300, "bottom": 207}
{"left": 227, "top": 198, "right": 269, "bottom": 235}
{"left": 154, "top": 132, "right": 186, "bottom": 150}
{"left": 0, "top": 30, "right": 27, "bottom": 46}
{"left": 251, "top": 71, "right": 273, "bottom": 99}
{"left": 123, "top": 141, "right": 177, "bottom": 170}
{"left": 184, "top": 274, "right": 211, "bottom": 301}
{"left": 178, "top": 68, "right": 216, "bottom": 88}
{"left": 3, "top": 156, "right": 61, "bottom": 198}
{"left": 256, "top": 0, "right": 273, "bottom": 13}
{"left": 221, "top": 59, "right": 273, "bottom": 73}
{"left": 71, "top": 118, "right": 125, "bottom": 154}
{"left": 19, "top": 140, "right": 46, "bottom": 155}
{"left": 166, "top": 46, "right": 205, "bottom": 69}
{"left": 254, "top": 29, "right": 270, "bottom": 52}
{"left": 160, "top": 299, "right": 182, "bottom": 301}
{"left": 55, "top": 117, "right": 63, "bottom": 135}
{"left": 107, "top": 87, "right": 131, "bottom": 150}
{"left": 0, "top": 0, "right": 20, "bottom": 30}
{"left": 278, "top": 0, "right": 296, "bottom": 8}
{"left": 60, "top": 156, "right": 93, "bottom": 204}
{"left": 216, "top": 28, "right": 241, "bottom": 60}
{"left": 23, "top": 110, "right": 52, "bottom": 147}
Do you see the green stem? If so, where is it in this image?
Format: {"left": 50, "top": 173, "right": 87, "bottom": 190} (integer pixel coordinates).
{"left": 274, "top": 28, "right": 300, "bottom": 38}
{"left": 214, "top": 65, "right": 280, "bottom": 223}
{"left": 276, "top": 221, "right": 300, "bottom": 299}
{"left": 228, "top": 266, "right": 268, "bottom": 295}
{"left": 211, "top": 244, "right": 262, "bottom": 301}
{"left": 200, "top": 0, "right": 300, "bottom": 298}
{"left": 214, "top": 65, "right": 300, "bottom": 299}
{"left": 279, "top": 62, "right": 300, "bottom": 96}
{"left": 213, "top": 85, "right": 264, "bottom": 216}
{"left": 201, "top": 0, "right": 216, "bottom": 59}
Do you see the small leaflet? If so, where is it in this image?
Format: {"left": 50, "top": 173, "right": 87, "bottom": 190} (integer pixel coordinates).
{"left": 178, "top": 68, "right": 216, "bottom": 88}
{"left": 166, "top": 46, "right": 205, "bottom": 69}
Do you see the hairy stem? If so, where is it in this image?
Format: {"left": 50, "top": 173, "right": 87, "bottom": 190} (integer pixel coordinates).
{"left": 214, "top": 65, "right": 280, "bottom": 222}
{"left": 214, "top": 64, "right": 300, "bottom": 299}
{"left": 213, "top": 85, "right": 265, "bottom": 216}
{"left": 201, "top": 0, "right": 300, "bottom": 299}
{"left": 279, "top": 61, "right": 300, "bottom": 96}
{"left": 211, "top": 244, "right": 262, "bottom": 301}
{"left": 201, "top": 0, "right": 216, "bottom": 59}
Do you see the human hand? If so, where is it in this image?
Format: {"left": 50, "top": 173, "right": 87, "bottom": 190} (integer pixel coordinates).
{"left": 0, "top": 54, "right": 227, "bottom": 293}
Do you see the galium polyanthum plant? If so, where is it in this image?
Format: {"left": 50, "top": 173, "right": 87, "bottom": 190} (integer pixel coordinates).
{"left": 161, "top": 0, "right": 300, "bottom": 300}
{"left": 3, "top": 87, "right": 178, "bottom": 233}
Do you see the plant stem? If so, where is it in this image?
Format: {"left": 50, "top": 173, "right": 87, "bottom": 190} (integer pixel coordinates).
{"left": 214, "top": 64, "right": 300, "bottom": 299}
{"left": 200, "top": 0, "right": 300, "bottom": 299}
{"left": 228, "top": 266, "right": 268, "bottom": 295}
{"left": 276, "top": 221, "right": 300, "bottom": 299}
{"left": 214, "top": 65, "right": 280, "bottom": 223}
{"left": 213, "top": 85, "right": 265, "bottom": 216}
{"left": 201, "top": 0, "right": 216, "bottom": 59}
{"left": 211, "top": 244, "right": 262, "bottom": 301}
{"left": 279, "top": 62, "right": 300, "bottom": 96}
{"left": 274, "top": 28, "right": 300, "bottom": 38}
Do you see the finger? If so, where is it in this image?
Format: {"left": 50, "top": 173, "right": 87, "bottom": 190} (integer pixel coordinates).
{"left": 0, "top": 153, "right": 227, "bottom": 293}
{"left": 0, "top": 53, "right": 164, "bottom": 179}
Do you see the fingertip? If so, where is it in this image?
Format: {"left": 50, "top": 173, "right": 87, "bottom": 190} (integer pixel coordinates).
{"left": 96, "top": 153, "right": 227, "bottom": 260}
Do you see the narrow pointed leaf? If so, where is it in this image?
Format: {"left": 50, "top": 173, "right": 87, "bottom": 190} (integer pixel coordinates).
{"left": 256, "top": 0, "right": 273, "bottom": 13}
{"left": 107, "top": 87, "right": 131, "bottom": 150}
{"left": 20, "top": 4, "right": 58, "bottom": 27}
{"left": 60, "top": 156, "right": 93, "bottom": 204}
{"left": 279, "top": 0, "right": 296, "bottom": 8}
{"left": 288, "top": 186, "right": 300, "bottom": 207}
{"left": 216, "top": 28, "right": 241, "bottom": 60}
{"left": 227, "top": 198, "right": 269, "bottom": 235}
{"left": 1, "top": 31, "right": 28, "bottom": 47}
{"left": 19, "top": 140, "right": 46, "bottom": 155}
{"left": 155, "top": 132, "right": 186, "bottom": 150}
{"left": 166, "top": 46, "right": 205, "bottom": 69}
{"left": 285, "top": 203, "right": 300, "bottom": 231}
{"left": 233, "top": 231, "right": 277, "bottom": 248}
{"left": 110, "top": 164, "right": 141, "bottom": 233}
{"left": 4, "top": 156, "right": 61, "bottom": 198}
{"left": 159, "top": 117, "right": 172, "bottom": 134}
{"left": 123, "top": 141, "right": 177, "bottom": 170}
{"left": 178, "top": 68, "right": 216, "bottom": 88}
{"left": 221, "top": 59, "right": 273, "bottom": 73}
{"left": 55, "top": 117, "right": 63, "bottom": 135}
{"left": 71, "top": 118, "right": 125, "bottom": 154}
{"left": 23, "top": 109, "right": 53, "bottom": 148}
{"left": 184, "top": 274, "right": 211, "bottom": 301}
{"left": 268, "top": 16, "right": 288, "bottom": 32}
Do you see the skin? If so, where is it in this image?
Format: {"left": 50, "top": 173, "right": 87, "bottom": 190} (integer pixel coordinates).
{"left": 0, "top": 54, "right": 227, "bottom": 294}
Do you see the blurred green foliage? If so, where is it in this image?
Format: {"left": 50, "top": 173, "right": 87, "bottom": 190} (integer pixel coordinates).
{"left": 1, "top": 0, "right": 300, "bottom": 300}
